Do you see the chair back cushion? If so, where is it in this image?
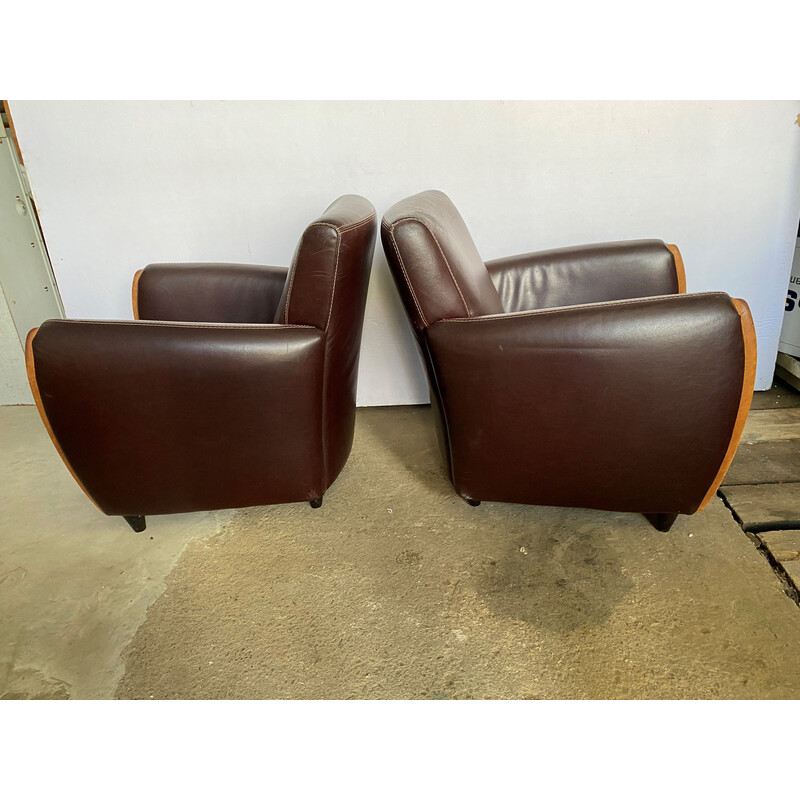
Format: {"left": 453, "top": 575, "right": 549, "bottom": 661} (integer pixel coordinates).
{"left": 381, "top": 190, "right": 503, "bottom": 329}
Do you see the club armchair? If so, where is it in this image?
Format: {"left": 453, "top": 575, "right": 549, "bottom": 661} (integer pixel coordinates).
{"left": 26, "top": 195, "right": 377, "bottom": 531}
{"left": 381, "top": 190, "right": 756, "bottom": 531}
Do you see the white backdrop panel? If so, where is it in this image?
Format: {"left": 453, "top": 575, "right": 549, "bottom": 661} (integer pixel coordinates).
{"left": 11, "top": 101, "right": 800, "bottom": 400}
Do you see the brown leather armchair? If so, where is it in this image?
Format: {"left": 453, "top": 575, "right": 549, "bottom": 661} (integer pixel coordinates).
{"left": 26, "top": 195, "right": 377, "bottom": 531}
{"left": 381, "top": 190, "right": 756, "bottom": 531}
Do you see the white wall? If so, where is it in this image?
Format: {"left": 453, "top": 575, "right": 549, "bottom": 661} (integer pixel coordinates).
{"left": 10, "top": 100, "right": 800, "bottom": 400}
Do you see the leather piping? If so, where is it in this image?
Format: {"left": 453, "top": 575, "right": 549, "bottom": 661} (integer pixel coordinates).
{"left": 132, "top": 269, "right": 143, "bottom": 319}
{"left": 285, "top": 214, "right": 376, "bottom": 326}
{"left": 696, "top": 298, "right": 757, "bottom": 511}
{"left": 319, "top": 228, "right": 341, "bottom": 487}
{"left": 382, "top": 220, "right": 428, "bottom": 327}
{"left": 319, "top": 211, "right": 375, "bottom": 485}
{"left": 46, "top": 319, "right": 315, "bottom": 331}
{"left": 282, "top": 236, "right": 305, "bottom": 325}
{"left": 434, "top": 291, "right": 727, "bottom": 325}
{"left": 323, "top": 230, "right": 343, "bottom": 333}
{"left": 25, "top": 328, "right": 104, "bottom": 512}
{"left": 666, "top": 245, "right": 686, "bottom": 294}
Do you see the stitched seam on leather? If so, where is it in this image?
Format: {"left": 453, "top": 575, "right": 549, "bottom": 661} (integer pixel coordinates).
{"left": 284, "top": 219, "right": 371, "bottom": 324}
{"left": 387, "top": 223, "right": 428, "bottom": 327}
{"left": 324, "top": 230, "right": 342, "bottom": 332}
{"left": 434, "top": 292, "right": 728, "bottom": 323}
{"left": 392, "top": 217, "right": 470, "bottom": 317}
{"left": 319, "top": 230, "right": 342, "bottom": 487}
{"left": 305, "top": 215, "right": 375, "bottom": 236}
{"left": 54, "top": 320, "right": 316, "bottom": 330}
{"left": 335, "top": 213, "right": 376, "bottom": 233}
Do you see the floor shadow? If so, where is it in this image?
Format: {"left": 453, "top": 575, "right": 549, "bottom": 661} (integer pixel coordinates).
{"left": 356, "top": 405, "right": 452, "bottom": 496}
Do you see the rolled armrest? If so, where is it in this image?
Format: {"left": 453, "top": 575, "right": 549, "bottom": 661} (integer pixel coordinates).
{"left": 485, "top": 240, "right": 685, "bottom": 313}
{"left": 426, "top": 293, "right": 755, "bottom": 514}
{"left": 133, "top": 263, "right": 289, "bottom": 323}
{"left": 26, "top": 319, "right": 325, "bottom": 515}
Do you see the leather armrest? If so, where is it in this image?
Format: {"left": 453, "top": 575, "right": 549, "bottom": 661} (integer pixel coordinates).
{"left": 425, "top": 293, "right": 755, "bottom": 514}
{"left": 26, "top": 319, "right": 325, "bottom": 515}
{"left": 485, "top": 240, "right": 685, "bottom": 313}
{"left": 133, "top": 263, "right": 289, "bottom": 323}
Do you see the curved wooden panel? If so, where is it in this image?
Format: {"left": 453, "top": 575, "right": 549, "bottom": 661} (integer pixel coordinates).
{"left": 697, "top": 298, "right": 758, "bottom": 510}
{"left": 25, "top": 327, "right": 103, "bottom": 512}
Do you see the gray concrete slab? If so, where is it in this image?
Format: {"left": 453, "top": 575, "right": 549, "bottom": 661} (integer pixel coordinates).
{"left": 720, "top": 484, "right": 800, "bottom": 530}
{"left": 4, "top": 404, "right": 800, "bottom": 700}
{"left": 760, "top": 530, "right": 800, "bottom": 562}
{"left": 0, "top": 406, "right": 232, "bottom": 699}
{"left": 758, "top": 530, "right": 800, "bottom": 595}
{"left": 722, "top": 440, "right": 800, "bottom": 486}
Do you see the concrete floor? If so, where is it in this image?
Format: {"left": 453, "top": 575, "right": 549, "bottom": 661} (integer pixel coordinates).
{"left": 2, "top": 400, "right": 800, "bottom": 699}
{"left": 0, "top": 406, "right": 231, "bottom": 699}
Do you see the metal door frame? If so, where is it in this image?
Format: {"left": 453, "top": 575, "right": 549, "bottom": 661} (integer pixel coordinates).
{"left": 0, "top": 103, "right": 64, "bottom": 345}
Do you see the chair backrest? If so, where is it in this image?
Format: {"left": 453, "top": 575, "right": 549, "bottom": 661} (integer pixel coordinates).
{"left": 380, "top": 190, "right": 503, "bottom": 330}
{"left": 276, "top": 194, "right": 377, "bottom": 486}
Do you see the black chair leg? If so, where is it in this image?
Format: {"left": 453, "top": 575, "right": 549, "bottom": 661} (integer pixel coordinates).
{"left": 309, "top": 498, "right": 323, "bottom": 509}
{"left": 644, "top": 512, "right": 678, "bottom": 532}
{"left": 123, "top": 515, "right": 146, "bottom": 533}
{"left": 466, "top": 498, "right": 481, "bottom": 507}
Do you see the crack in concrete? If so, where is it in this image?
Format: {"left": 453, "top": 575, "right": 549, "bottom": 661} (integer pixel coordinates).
{"left": 717, "top": 489, "right": 800, "bottom": 606}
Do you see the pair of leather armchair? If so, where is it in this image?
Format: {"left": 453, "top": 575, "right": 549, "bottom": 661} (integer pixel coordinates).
{"left": 27, "top": 195, "right": 377, "bottom": 532}
{"left": 26, "top": 191, "right": 756, "bottom": 532}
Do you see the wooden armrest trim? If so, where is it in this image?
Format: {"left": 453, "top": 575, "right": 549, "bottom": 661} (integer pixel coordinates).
{"left": 666, "top": 244, "right": 686, "bottom": 294}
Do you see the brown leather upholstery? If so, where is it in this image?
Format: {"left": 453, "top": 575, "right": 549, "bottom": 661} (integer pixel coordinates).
{"left": 135, "top": 263, "right": 289, "bottom": 323}
{"left": 27, "top": 195, "right": 377, "bottom": 526}
{"left": 381, "top": 189, "right": 757, "bottom": 530}
{"left": 486, "top": 240, "right": 681, "bottom": 313}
